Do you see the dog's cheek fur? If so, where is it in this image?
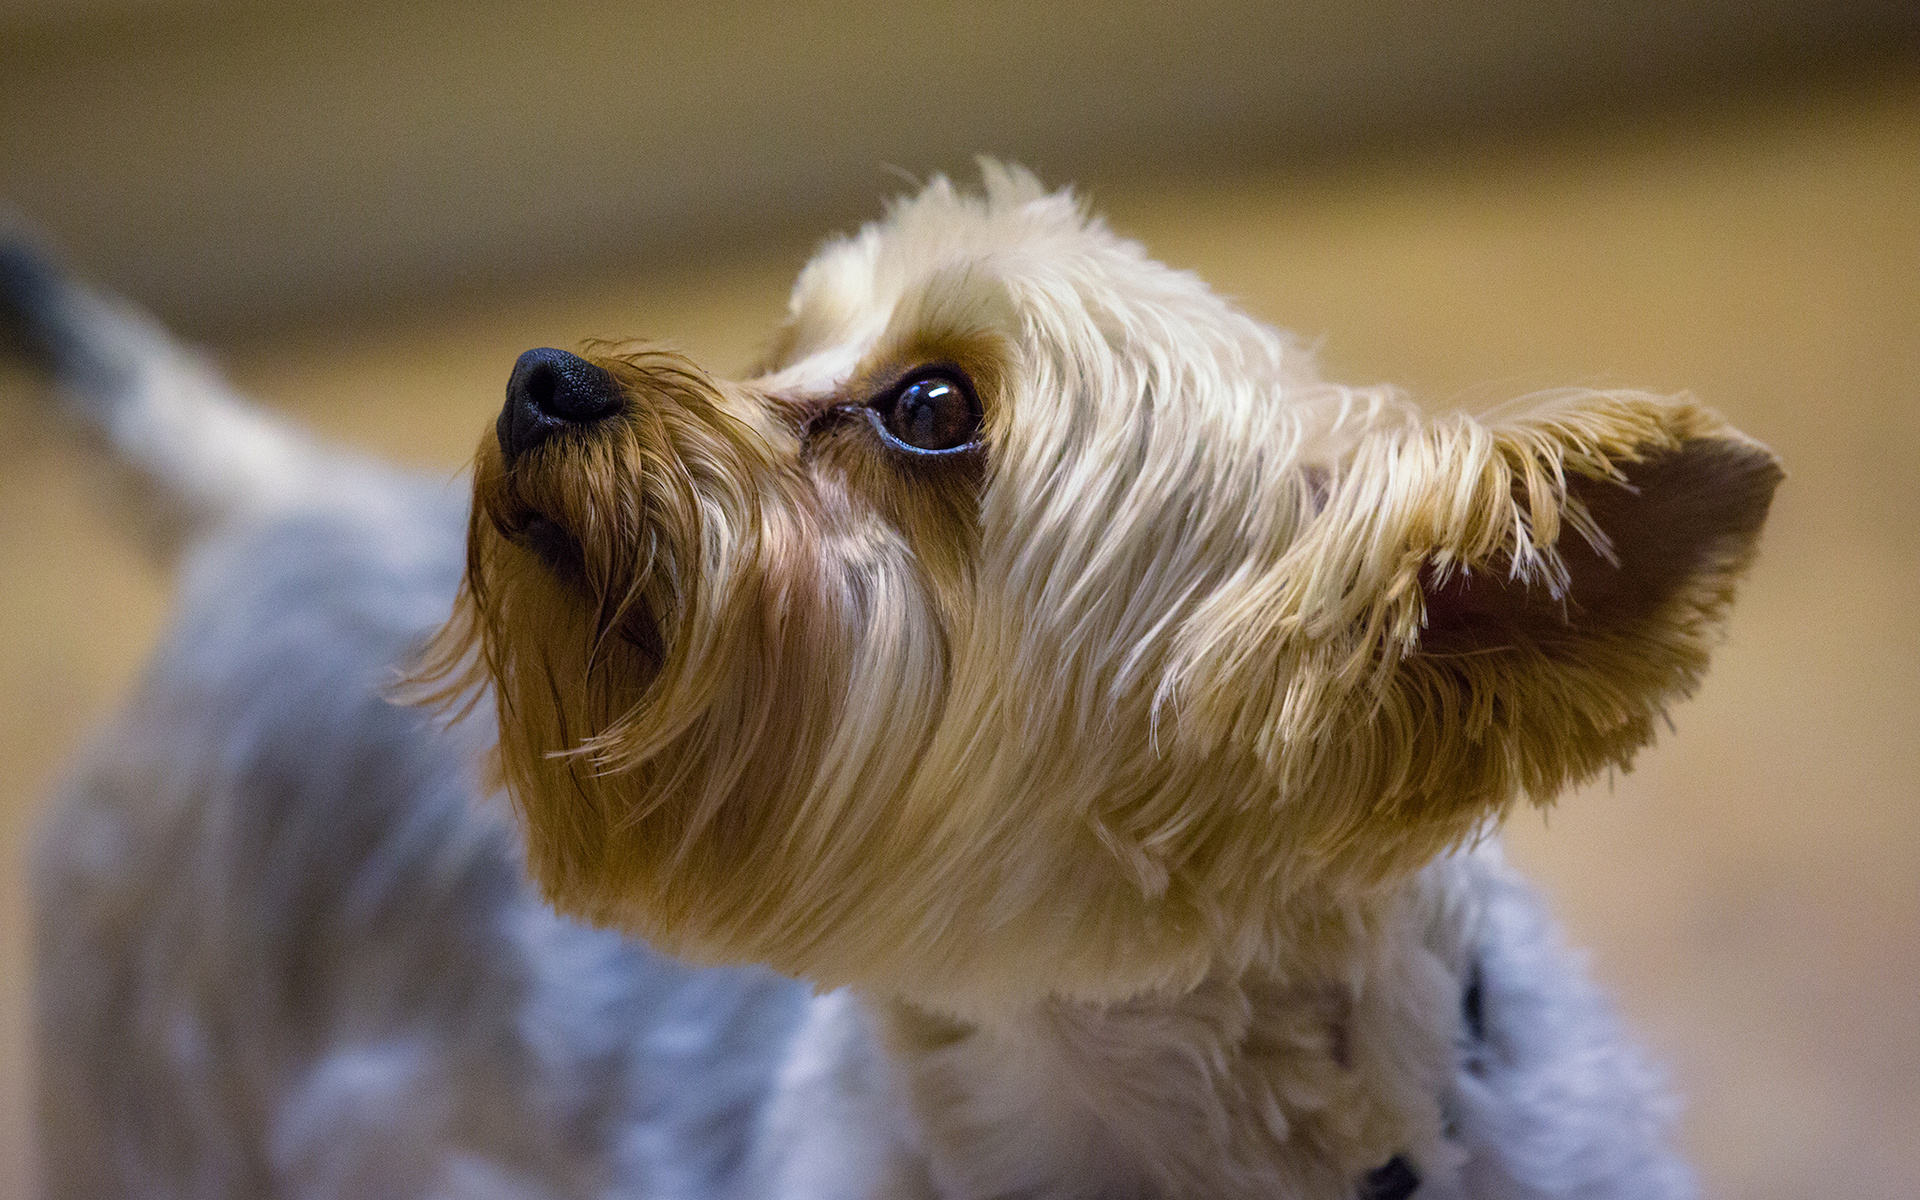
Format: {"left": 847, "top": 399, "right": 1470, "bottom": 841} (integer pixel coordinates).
{"left": 586, "top": 516, "right": 966, "bottom": 982}
{"left": 732, "top": 256, "right": 1366, "bottom": 1005}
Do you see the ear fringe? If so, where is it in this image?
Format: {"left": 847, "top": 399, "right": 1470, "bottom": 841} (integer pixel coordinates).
{"left": 1162, "top": 391, "right": 1778, "bottom": 879}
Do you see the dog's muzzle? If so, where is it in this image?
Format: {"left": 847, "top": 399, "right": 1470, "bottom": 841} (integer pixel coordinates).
{"left": 497, "top": 347, "right": 620, "bottom": 463}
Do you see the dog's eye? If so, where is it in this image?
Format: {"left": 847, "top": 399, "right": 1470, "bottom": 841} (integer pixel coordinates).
{"left": 866, "top": 369, "right": 981, "bottom": 455}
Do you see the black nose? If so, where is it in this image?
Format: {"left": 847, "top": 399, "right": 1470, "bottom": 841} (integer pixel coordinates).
{"left": 497, "top": 347, "right": 620, "bottom": 462}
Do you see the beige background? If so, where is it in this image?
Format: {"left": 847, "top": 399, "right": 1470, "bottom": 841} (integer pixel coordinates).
{"left": 2, "top": 0, "right": 1914, "bottom": 334}
{"left": 3, "top": 30, "right": 1918, "bottom": 1200}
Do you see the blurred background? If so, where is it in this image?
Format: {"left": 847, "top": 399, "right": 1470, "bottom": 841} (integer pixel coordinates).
{"left": 2, "top": 2, "right": 1917, "bottom": 1196}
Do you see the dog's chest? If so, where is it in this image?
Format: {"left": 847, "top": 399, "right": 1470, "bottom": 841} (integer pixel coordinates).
{"left": 744, "top": 943, "right": 1462, "bottom": 1200}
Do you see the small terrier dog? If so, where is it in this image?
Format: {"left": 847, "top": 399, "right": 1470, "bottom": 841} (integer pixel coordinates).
{"left": 9, "top": 167, "right": 1779, "bottom": 1199}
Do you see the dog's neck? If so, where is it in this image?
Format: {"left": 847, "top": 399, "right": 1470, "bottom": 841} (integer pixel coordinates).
{"left": 748, "top": 872, "right": 1465, "bottom": 1200}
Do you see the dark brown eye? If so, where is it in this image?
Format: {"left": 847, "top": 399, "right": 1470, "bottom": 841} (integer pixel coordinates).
{"left": 867, "top": 369, "right": 981, "bottom": 455}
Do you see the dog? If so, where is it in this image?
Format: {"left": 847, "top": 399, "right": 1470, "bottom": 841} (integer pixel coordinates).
{"left": 7, "top": 165, "right": 1780, "bottom": 1199}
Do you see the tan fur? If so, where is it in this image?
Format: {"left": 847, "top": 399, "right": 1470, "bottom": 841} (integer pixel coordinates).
{"left": 417, "top": 166, "right": 1779, "bottom": 1032}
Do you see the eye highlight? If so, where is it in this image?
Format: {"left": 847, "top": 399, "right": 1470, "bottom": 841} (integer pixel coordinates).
{"left": 865, "top": 368, "right": 982, "bottom": 455}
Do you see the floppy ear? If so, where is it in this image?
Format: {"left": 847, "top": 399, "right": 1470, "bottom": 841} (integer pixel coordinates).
{"left": 1166, "top": 392, "right": 1781, "bottom": 875}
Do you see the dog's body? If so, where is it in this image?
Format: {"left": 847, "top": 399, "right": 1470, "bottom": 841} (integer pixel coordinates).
{"left": 8, "top": 170, "right": 1777, "bottom": 1199}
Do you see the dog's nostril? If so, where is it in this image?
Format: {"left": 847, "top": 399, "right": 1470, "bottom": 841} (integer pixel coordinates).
{"left": 499, "top": 347, "right": 620, "bottom": 461}
{"left": 520, "top": 359, "right": 561, "bottom": 414}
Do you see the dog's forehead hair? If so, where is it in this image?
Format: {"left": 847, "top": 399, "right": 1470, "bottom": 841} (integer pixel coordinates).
{"left": 779, "top": 166, "right": 1074, "bottom": 362}
{"left": 757, "top": 165, "right": 1236, "bottom": 399}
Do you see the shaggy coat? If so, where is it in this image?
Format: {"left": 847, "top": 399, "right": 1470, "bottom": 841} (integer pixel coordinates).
{"left": 8, "top": 169, "right": 1778, "bottom": 1199}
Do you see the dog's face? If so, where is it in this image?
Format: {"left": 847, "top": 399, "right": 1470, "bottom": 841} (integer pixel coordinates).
{"left": 426, "top": 166, "right": 1778, "bottom": 1009}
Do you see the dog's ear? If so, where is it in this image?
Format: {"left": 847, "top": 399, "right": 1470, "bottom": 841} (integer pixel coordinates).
{"left": 1165, "top": 393, "right": 1781, "bottom": 875}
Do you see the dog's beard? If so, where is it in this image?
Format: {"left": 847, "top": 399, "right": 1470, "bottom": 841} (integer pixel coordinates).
{"left": 473, "top": 448, "right": 669, "bottom": 683}
{"left": 416, "top": 349, "right": 899, "bottom": 961}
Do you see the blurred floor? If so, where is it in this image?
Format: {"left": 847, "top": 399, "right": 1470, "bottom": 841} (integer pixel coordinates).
{"left": 3, "top": 78, "right": 1917, "bottom": 1199}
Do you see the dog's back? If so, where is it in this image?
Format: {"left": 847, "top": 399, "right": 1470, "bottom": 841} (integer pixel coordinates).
{"left": 7, "top": 233, "right": 808, "bottom": 1199}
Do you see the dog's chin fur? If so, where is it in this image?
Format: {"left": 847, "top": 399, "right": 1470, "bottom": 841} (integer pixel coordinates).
{"left": 415, "top": 164, "right": 1780, "bottom": 1016}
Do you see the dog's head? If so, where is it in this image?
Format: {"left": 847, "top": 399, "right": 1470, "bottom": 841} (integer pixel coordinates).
{"left": 424, "top": 165, "right": 1779, "bottom": 1010}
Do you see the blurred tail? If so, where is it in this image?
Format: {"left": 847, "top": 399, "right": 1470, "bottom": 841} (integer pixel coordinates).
{"left": 2, "top": 217, "right": 328, "bottom": 554}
